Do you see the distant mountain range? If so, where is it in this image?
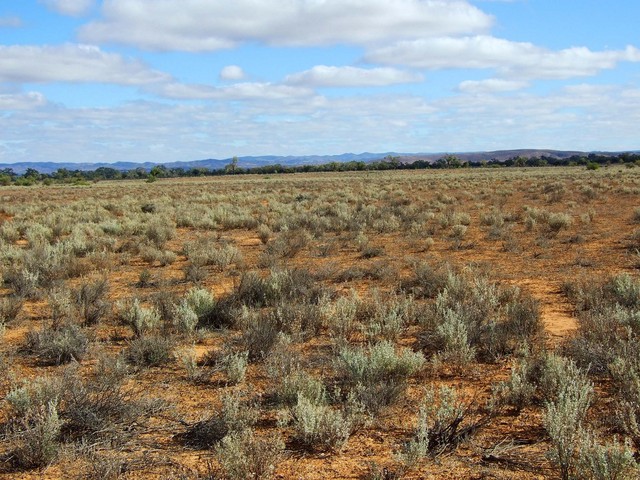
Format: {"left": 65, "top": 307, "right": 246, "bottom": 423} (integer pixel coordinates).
{"left": 0, "top": 149, "right": 633, "bottom": 174}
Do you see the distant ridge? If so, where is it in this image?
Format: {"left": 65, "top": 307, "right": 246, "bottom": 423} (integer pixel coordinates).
{"left": 0, "top": 149, "right": 631, "bottom": 174}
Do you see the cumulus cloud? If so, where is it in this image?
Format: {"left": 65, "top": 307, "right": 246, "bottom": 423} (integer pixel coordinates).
{"left": 285, "top": 66, "right": 423, "bottom": 87}
{"left": 40, "top": 0, "right": 95, "bottom": 16}
{"left": 2, "top": 84, "right": 640, "bottom": 164}
{"left": 0, "top": 16, "right": 22, "bottom": 28}
{"left": 0, "top": 44, "right": 171, "bottom": 84}
{"left": 79, "top": 0, "right": 492, "bottom": 51}
{"left": 458, "top": 78, "right": 528, "bottom": 93}
{"left": 219, "top": 65, "right": 246, "bottom": 81}
{"left": 0, "top": 91, "right": 48, "bottom": 110}
{"left": 155, "top": 81, "right": 314, "bottom": 101}
{"left": 367, "top": 36, "right": 640, "bottom": 80}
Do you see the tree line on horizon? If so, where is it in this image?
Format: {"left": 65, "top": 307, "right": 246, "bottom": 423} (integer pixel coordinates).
{"left": 1, "top": 152, "right": 639, "bottom": 186}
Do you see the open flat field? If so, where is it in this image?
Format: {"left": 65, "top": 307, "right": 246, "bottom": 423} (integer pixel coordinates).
{"left": 2, "top": 166, "right": 640, "bottom": 479}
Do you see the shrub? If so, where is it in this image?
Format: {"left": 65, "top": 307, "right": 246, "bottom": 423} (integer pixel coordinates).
{"left": 285, "top": 395, "right": 352, "bottom": 451}
{"left": 257, "top": 224, "right": 272, "bottom": 244}
{"left": 324, "top": 293, "right": 359, "bottom": 340}
{"left": 126, "top": 335, "right": 173, "bottom": 367}
{"left": 118, "top": 299, "right": 160, "bottom": 337}
{"left": 220, "top": 350, "right": 249, "bottom": 385}
{"left": 420, "top": 272, "right": 543, "bottom": 363}
{"left": 215, "top": 429, "right": 284, "bottom": 480}
{"left": 61, "top": 357, "right": 143, "bottom": 440}
{"left": 400, "top": 386, "right": 487, "bottom": 463}
{"left": 73, "top": 277, "right": 110, "bottom": 326}
{"left": 270, "top": 369, "right": 327, "bottom": 407}
{"left": 184, "top": 287, "right": 216, "bottom": 318}
{"left": 144, "top": 219, "right": 175, "bottom": 247}
{"left": 337, "top": 341, "right": 424, "bottom": 412}
{"left": 183, "top": 392, "right": 258, "bottom": 448}
{"left": 359, "top": 292, "right": 413, "bottom": 342}
{"left": 491, "top": 358, "right": 537, "bottom": 412}
{"left": 183, "top": 262, "right": 207, "bottom": 284}
{"left": 173, "top": 300, "right": 199, "bottom": 335}
{"left": 265, "top": 229, "right": 310, "bottom": 258}
{"left": 5, "top": 357, "right": 141, "bottom": 466}
{"left": 0, "top": 295, "right": 23, "bottom": 324}
{"left": 25, "top": 323, "right": 90, "bottom": 365}
{"left": 47, "top": 286, "right": 73, "bottom": 326}
{"left": 543, "top": 357, "right": 593, "bottom": 480}
{"left": 176, "top": 348, "right": 205, "bottom": 383}
{"left": 576, "top": 434, "right": 638, "bottom": 480}
{"left": 7, "top": 402, "right": 62, "bottom": 469}
{"left": 545, "top": 212, "right": 572, "bottom": 236}
{"left": 399, "top": 262, "right": 449, "bottom": 299}
{"left": 239, "top": 310, "right": 281, "bottom": 361}
{"left": 9, "top": 267, "right": 40, "bottom": 298}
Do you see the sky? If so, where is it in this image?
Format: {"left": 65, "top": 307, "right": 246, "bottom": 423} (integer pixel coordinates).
{"left": 0, "top": 0, "right": 639, "bottom": 165}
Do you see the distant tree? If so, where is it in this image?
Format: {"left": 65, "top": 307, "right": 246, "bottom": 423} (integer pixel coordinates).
{"left": 226, "top": 156, "right": 239, "bottom": 174}
{"left": 514, "top": 156, "right": 527, "bottom": 167}
{"left": 150, "top": 165, "right": 169, "bottom": 178}
{"left": 438, "top": 154, "right": 462, "bottom": 168}
{"left": 24, "top": 167, "right": 40, "bottom": 179}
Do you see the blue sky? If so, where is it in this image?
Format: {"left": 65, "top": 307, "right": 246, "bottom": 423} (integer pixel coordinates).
{"left": 1, "top": 0, "right": 639, "bottom": 164}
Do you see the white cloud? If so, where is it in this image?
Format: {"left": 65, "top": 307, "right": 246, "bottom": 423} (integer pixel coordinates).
{"left": 285, "top": 66, "right": 423, "bottom": 87}
{"left": 0, "top": 16, "right": 22, "bottom": 28}
{"left": 0, "top": 44, "right": 171, "bottom": 85}
{"left": 79, "top": 0, "right": 493, "bottom": 51}
{"left": 367, "top": 36, "right": 640, "bottom": 80}
{"left": 40, "top": 0, "right": 95, "bottom": 16}
{"left": 220, "top": 65, "right": 246, "bottom": 81}
{"left": 2, "top": 84, "right": 640, "bottom": 165}
{"left": 0, "top": 91, "right": 48, "bottom": 110}
{"left": 155, "top": 82, "right": 314, "bottom": 101}
{"left": 458, "top": 78, "right": 528, "bottom": 93}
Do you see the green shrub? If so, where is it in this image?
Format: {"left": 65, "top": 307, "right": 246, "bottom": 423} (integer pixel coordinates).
{"left": 183, "top": 391, "right": 258, "bottom": 448}
{"left": 0, "top": 295, "right": 23, "bottom": 324}
{"left": 215, "top": 429, "right": 284, "bottom": 480}
{"left": 8, "top": 402, "right": 61, "bottom": 469}
{"left": 220, "top": 350, "right": 249, "bottom": 385}
{"left": 73, "top": 277, "right": 110, "bottom": 326}
{"left": 284, "top": 395, "right": 352, "bottom": 451}
{"left": 270, "top": 369, "right": 327, "bottom": 407}
{"left": 420, "top": 272, "right": 542, "bottom": 363}
{"left": 118, "top": 298, "right": 160, "bottom": 337}
{"left": 173, "top": 300, "right": 199, "bottom": 335}
{"left": 543, "top": 357, "right": 593, "bottom": 480}
{"left": 576, "top": 434, "right": 638, "bottom": 480}
{"left": 239, "top": 310, "right": 281, "bottom": 361}
{"left": 25, "top": 323, "right": 90, "bottom": 365}
{"left": 337, "top": 341, "right": 424, "bottom": 412}
{"left": 400, "top": 386, "right": 487, "bottom": 463}
{"left": 126, "top": 335, "right": 173, "bottom": 367}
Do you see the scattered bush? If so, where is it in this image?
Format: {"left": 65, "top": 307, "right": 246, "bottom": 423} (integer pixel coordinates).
{"left": 284, "top": 394, "right": 352, "bottom": 451}
{"left": 183, "top": 392, "right": 258, "bottom": 448}
{"left": 220, "top": 350, "right": 249, "bottom": 385}
{"left": 126, "top": 335, "right": 173, "bottom": 367}
{"left": 400, "top": 386, "right": 487, "bottom": 464}
{"left": 543, "top": 357, "right": 593, "bottom": 480}
{"left": 0, "top": 295, "right": 23, "bottom": 324}
{"left": 73, "top": 277, "right": 110, "bottom": 326}
{"left": 118, "top": 298, "right": 160, "bottom": 337}
{"left": 6, "top": 402, "right": 62, "bottom": 469}
{"left": 337, "top": 341, "right": 424, "bottom": 412}
{"left": 215, "top": 429, "right": 284, "bottom": 480}
{"left": 25, "top": 323, "right": 90, "bottom": 365}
